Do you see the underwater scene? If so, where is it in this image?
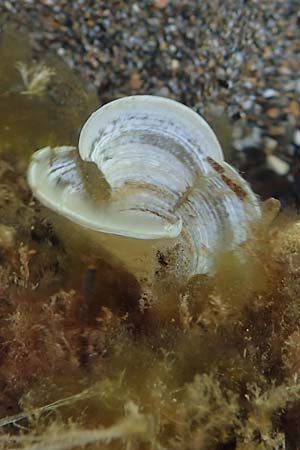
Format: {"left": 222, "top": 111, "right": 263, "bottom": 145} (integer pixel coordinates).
{"left": 0, "top": 2, "right": 300, "bottom": 449}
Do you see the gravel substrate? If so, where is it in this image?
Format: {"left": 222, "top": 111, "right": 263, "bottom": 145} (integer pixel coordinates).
{"left": 1, "top": 0, "right": 300, "bottom": 205}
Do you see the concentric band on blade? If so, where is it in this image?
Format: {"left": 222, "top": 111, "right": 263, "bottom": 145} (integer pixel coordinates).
{"left": 79, "top": 95, "right": 224, "bottom": 165}
{"left": 27, "top": 146, "right": 182, "bottom": 240}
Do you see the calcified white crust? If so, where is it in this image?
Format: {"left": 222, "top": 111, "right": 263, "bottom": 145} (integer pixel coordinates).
{"left": 27, "top": 96, "right": 261, "bottom": 276}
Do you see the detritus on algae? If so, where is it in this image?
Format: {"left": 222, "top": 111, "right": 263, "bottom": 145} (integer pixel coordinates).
{"left": 1, "top": 28, "right": 300, "bottom": 450}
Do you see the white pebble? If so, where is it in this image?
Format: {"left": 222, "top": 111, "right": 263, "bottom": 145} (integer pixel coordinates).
{"left": 263, "top": 88, "right": 278, "bottom": 98}
{"left": 294, "top": 130, "right": 300, "bottom": 146}
{"left": 266, "top": 154, "right": 289, "bottom": 176}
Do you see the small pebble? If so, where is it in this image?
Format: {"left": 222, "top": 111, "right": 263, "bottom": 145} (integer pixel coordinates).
{"left": 288, "top": 101, "right": 300, "bottom": 116}
{"left": 268, "top": 126, "right": 285, "bottom": 137}
{"left": 267, "top": 107, "right": 280, "bottom": 119}
{"left": 128, "top": 72, "right": 142, "bottom": 90}
{"left": 234, "top": 127, "right": 262, "bottom": 151}
{"left": 266, "top": 154, "right": 290, "bottom": 176}
{"left": 265, "top": 137, "right": 278, "bottom": 151}
{"left": 154, "top": 86, "right": 170, "bottom": 97}
{"left": 242, "top": 99, "right": 254, "bottom": 111}
{"left": 263, "top": 88, "right": 279, "bottom": 99}
{"left": 153, "top": 0, "right": 168, "bottom": 9}
{"left": 294, "top": 130, "right": 300, "bottom": 146}
{"left": 171, "top": 59, "right": 179, "bottom": 70}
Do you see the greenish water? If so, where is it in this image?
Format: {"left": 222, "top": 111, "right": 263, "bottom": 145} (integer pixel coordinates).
{"left": 0, "top": 27, "right": 98, "bottom": 162}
